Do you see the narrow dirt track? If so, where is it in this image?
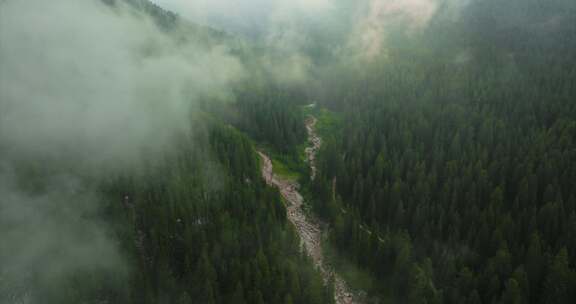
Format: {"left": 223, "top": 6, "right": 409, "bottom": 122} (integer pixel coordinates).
{"left": 257, "top": 115, "right": 359, "bottom": 304}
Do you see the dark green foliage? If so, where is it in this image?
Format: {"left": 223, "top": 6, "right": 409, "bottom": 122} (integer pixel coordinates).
{"left": 309, "top": 1, "right": 576, "bottom": 303}
{"left": 0, "top": 1, "right": 328, "bottom": 303}
{"left": 234, "top": 87, "right": 307, "bottom": 154}
{"left": 1, "top": 119, "right": 330, "bottom": 304}
{"left": 97, "top": 123, "right": 331, "bottom": 304}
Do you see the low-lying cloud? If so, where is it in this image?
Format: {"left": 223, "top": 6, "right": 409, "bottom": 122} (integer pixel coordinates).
{"left": 0, "top": 0, "right": 243, "bottom": 300}
{"left": 0, "top": 0, "right": 243, "bottom": 171}
{"left": 151, "top": 0, "right": 441, "bottom": 63}
{"left": 351, "top": 0, "right": 438, "bottom": 59}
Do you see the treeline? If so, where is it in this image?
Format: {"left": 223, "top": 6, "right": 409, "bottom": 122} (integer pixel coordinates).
{"left": 310, "top": 0, "right": 576, "bottom": 303}
{"left": 103, "top": 0, "right": 235, "bottom": 48}
{"left": 232, "top": 85, "right": 307, "bottom": 155}
{"left": 102, "top": 122, "right": 331, "bottom": 304}
{"left": 3, "top": 120, "right": 332, "bottom": 304}
{"left": 107, "top": 0, "right": 309, "bottom": 161}
{"left": 0, "top": 2, "right": 320, "bottom": 303}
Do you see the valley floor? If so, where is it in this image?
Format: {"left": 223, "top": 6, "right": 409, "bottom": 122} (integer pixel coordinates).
{"left": 257, "top": 116, "right": 358, "bottom": 304}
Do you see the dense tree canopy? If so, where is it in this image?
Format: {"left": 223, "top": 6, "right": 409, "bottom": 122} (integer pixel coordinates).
{"left": 310, "top": 1, "right": 576, "bottom": 303}
{"left": 3, "top": 0, "right": 575, "bottom": 303}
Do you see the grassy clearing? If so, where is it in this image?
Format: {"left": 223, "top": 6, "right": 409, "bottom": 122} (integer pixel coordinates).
{"left": 302, "top": 104, "right": 342, "bottom": 139}
{"left": 315, "top": 108, "right": 342, "bottom": 140}
{"left": 256, "top": 142, "right": 305, "bottom": 181}
{"left": 301, "top": 103, "right": 318, "bottom": 116}
{"left": 271, "top": 157, "right": 301, "bottom": 181}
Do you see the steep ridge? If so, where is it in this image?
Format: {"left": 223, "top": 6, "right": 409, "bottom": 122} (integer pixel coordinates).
{"left": 257, "top": 116, "right": 359, "bottom": 304}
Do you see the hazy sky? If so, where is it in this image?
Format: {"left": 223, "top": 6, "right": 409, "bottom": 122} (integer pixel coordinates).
{"left": 149, "top": 0, "right": 333, "bottom": 20}
{"left": 149, "top": 0, "right": 335, "bottom": 36}
{"left": 149, "top": 0, "right": 440, "bottom": 59}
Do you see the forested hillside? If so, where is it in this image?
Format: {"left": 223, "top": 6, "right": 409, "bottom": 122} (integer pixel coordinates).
{"left": 2, "top": 0, "right": 576, "bottom": 303}
{"left": 103, "top": 122, "right": 330, "bottom": 304}
{"left": 0, "top": 1, "right": 329, "bottom": 303}
{"left": 310, "top": 0, "right": 576, "bottom": 303}
{"left": 2, "top": 119, "right": 332, "bottom": 303}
